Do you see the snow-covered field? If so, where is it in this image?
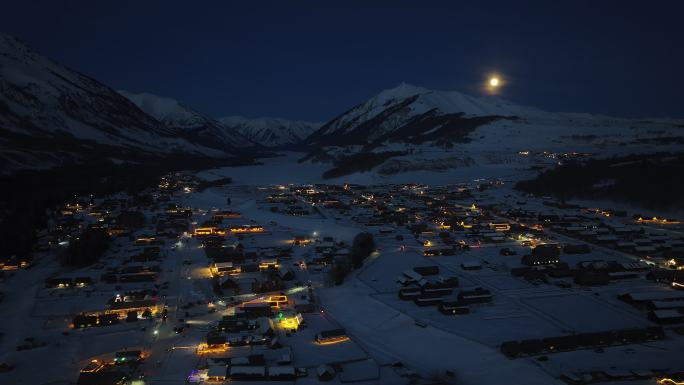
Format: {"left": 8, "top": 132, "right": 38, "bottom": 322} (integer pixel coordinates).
{"left": 200, "top": 151, "right": 535, "bottom": 186}
{"left": 319, "top": 280, "right": 564, "bottom": 384}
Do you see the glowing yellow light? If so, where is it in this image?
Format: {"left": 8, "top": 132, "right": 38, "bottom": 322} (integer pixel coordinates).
{"left": 267, "top": 295, "right": 288, "bottom": 304}
{"left": 279, "top": 314, "right": 302, "bottom": 329}
{"left": 489, "top": 77, "right": 500, "bottom": 87}
{"left": 196, "top": 343, "right": 229, "bottom": 354}
{"left": 316, "top": 336, "right": 350, "bottom": 345}
{"left": 658, "top": 378, "right": 684, "bottom": 385}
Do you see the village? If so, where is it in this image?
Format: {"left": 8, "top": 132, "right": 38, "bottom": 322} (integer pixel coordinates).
{"left": 1, "top": 170, "right": 683, "bottom": 385}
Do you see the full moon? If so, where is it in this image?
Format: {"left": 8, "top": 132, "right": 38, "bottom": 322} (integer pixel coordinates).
{"left": 489, "top": 77, "right": 500, "bottom": 87}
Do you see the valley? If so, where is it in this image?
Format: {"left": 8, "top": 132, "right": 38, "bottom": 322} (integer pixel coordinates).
{"left": 1, "top": 13, "right": 684, "bottom": 385}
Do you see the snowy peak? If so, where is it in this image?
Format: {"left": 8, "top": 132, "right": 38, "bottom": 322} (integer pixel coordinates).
{"left": 118, "top": 91, "right": 255, "bottom": 148}
{"left": 0, "top": 33, "right": 234, "bottom": 172}
{"left": 372, "top": 82, "right": 431, "bottom": 104}
{"left": 117, "top": 91, "right": 200, "bottom": 127}
{"left": 306, "top": 83, "right": 530, "bottom": 148}
{"left": 303, "top": 82, "right": 684, "bottom": 179}
{"left": 363, "top": 82, "right": 541, "bottom": 120}
{"left": 219, "top": 116, "right": 321, "bottom": 147}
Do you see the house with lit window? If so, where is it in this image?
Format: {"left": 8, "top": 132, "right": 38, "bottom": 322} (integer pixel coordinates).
{"left": 229, "top": 225, "right": 265, "bottom": 233}
{"left": 193, "top": 226, "right": 225, "bottom": 237}
{"left": 1, "top": 255, "right": 30, "bottom": 270}
{"left": 210, "top": 261, "right": 241, "bottom": 276}
{"left": 315, "top": 328, "right": 349, "bottom": 344}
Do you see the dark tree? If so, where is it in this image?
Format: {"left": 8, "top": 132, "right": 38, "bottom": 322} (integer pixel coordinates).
{"left": 351, "top": 232, "right": 375, "bottom": 269}
{"left": 116, "top": 210, "right": 146, "bottom": 229}
{"left": 63, "top": 227, "right": 111, "bottom": 265}
{"left": 331, "top": 254, "right": 351, "bottom": 285}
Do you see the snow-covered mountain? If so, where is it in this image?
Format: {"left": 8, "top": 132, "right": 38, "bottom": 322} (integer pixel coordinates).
{"left": 119, "top": 91, "right": 318, "bottom": 148}
{"left": 219, "top": 116, "right": 320, "bottom": 147}
{"left": 118, "top": 91, "right": 255, "bottom": 149}
{"left": 305, "top": 82, "right": 545, "bottom": 149}
{"left": 303, "top": 82, "right": 684, "bottom": 176}
{"left": 0, "top": 33, "right": 236, "bottom": 173}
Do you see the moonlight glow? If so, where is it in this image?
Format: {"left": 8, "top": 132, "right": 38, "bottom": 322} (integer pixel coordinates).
{"left": 484, "top": 75, "right": 503, "bottom": 94}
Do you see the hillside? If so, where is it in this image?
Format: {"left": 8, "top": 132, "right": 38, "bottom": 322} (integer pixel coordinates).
{"left": 118, "top": 91, "right": 255, "bottom": 149}
{"left": 0, "top": 33, "right": 235, "bottom": 173}
{"left": 302, "top": 83, "right": 684, "bottom": 177}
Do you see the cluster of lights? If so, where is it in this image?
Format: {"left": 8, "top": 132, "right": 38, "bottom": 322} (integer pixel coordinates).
{"left": 276, "top": 311, "right": 303, "bottom": 330}
{"left": 229, "top": 225, "right": 265, "bottom": 233}
{"left": 196, "top": 342, "right": 229, "bottom": 355}
{"left": 636, "top": 216, "right": 680, "bottom": 225}
{"left": 192, "top": 227, "right": 225, "bottom": 237}
{"left": 285, "top": 238, "right": 313, "bottom": 246}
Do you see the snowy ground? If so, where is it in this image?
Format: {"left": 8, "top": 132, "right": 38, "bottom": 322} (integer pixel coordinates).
{"left": 319, "top": 278, "right": 564, "bottom": 385}
{"left": 3, "top": 153, "right": 684, "bottom": 385}
{"left": 199, "top": 151, "right": 535, "bottom": 186}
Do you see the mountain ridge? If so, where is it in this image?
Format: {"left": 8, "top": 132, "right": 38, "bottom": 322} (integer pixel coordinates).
{"left": 0, "top": 33, "right": 235, "bottom": 173}
{"left": 219, "top": 115, "right": 321, "bottom": 147}
{"left": 301, "top": 82, "right": 684, "bottom": 177}
{"left": 118, "top": 90, "right": 255, "bottom": 149}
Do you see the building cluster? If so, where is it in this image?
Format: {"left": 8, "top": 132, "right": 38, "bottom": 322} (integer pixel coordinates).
{"left": 5, "top": 175, "right": 684, "bottom": 385}
{"left": 396, "top": 265, "right": 491, "bottom": 315}
{"left": 503, "top": 206, "right": 684, "bottom": 269}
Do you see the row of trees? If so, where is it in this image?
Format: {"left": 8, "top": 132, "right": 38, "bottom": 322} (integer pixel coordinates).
{"left": 515, "top": 152, "right": 684, "bottom": 210}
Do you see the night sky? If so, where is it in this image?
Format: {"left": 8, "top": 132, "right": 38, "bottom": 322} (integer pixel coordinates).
{"left": 2, "top": 1, "right": 683, "bottom": 121}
